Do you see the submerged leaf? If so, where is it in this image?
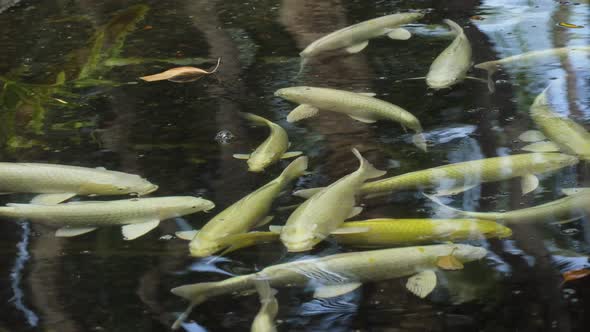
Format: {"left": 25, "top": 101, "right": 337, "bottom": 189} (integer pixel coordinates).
{"left": 558, "top": 22, "right": 584, "bottom": 29}
{"left": 139, "top": 58, "right": 221, "bottom": 83}
{"left": 562, "top": 269, "right": 590, "bottom": 284}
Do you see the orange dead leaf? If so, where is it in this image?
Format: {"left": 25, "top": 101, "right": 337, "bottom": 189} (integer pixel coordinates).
{"left": 470, "top": 15, "right": 485, "bottom": 21}
{"left": 139, "top": 58, "right": 221, "bottom": 83}
{"left": 562, "top": 269, "right": 590, "bottom": 284}
{"left": 558, "top": 22, "right": 584, "bottom": 29}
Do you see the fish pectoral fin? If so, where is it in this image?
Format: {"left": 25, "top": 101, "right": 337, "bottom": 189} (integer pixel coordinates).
{"left": 348, "top": 114, "right": 377, "bottom": 123}
{"left": 287, "top": 104, "right": 319, "bottom": 123}
{"left": 281, "top": 151, "right": 303, "bottom": 159}
{"left": 345, "top": 41, "right": 369, "bottom": 54}
{"left": 313, "top": 282, "right": 362, "bottom": 298}
{"left": 562, "top": 187, "right": 590, "bottom": 196}
{"left": 521, "top": 174, "right": 540, "bottom": 195}
{"left": 406, "top": 270, "right": 437, "bottom": 298}
{"left": 433, "top": 184, "right": 478, "bottom": 196}
{"left": 232, "top": 153, "right": 251, "bottom": 160}
{"left": 356, "top": 92, "right": 376, "bottom": 97}
{"left": 330, "top": 226, "right": 370, "bottom": 235}
{"left": 56, "top": 226, "right": 98, "bottom": 237}
{"left": 386, "top": 28, "right": 411, "bottom": 40}
{"left": 522, "top": 141, "right": 561, "bottom": 152}
{"left": 293, "top": 187, "right": 324, "bottom": 199}
{"left": 122, "top": 219, "right": 161, "bottom": 240}
{"left": 464, "top": 76, "right": 488, "bottom": 84}
{"left": 31, "top": 193, "right": 77, "bottom": 204}
{"left": 412, "top": 133, "right": 428, "bottom": 152}
{"left": 255, "top": 216, "right": 274, "bottom": 228}
{"left": 268, "top": 225, "right": 283, "bottom": 234}
{"left": 175, "top": 230, "right": 199, "bottom": 240}
{"left": 518, "top": 130, "right": 546, "bottom": 143}
{"left": 436, "top": 255, "right": 464, "bottom": 270}
{"left": 347, "top": 206, "right": 363, "bottom": 219}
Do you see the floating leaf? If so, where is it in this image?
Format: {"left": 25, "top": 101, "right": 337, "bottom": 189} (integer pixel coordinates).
{"left": 558, "top": 22, "right": 584, "bottom": 29}
{"left": 562, "top": 269, "right": 590, "bottom": 284}
{"left": 139, "top": 58, "right": 221, "bottom": 83}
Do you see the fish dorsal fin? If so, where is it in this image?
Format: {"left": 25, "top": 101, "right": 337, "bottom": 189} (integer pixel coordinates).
{"left": 255, "top": 216, "right": 274, "bottom": 228}
{"left": 95, "top": 166, "right": 107, "bottom": 171}
{"left": 356, "top": 92, "right": 376, "bottom": 97}
{"left": 56, "top": 227, "right": 97, "bottom": 237}
{"left": 352, "top": 148, "right": 387, "bottom": 179}
{"left": 122, "top": 218, "right": 160, "bottom": 240}
{"left": 522, "top": 141, "right": 561, "bottom": 153}
{"left": 518, "top": 130, "right": 546, "bottom": 142}
{"left": 31, "top": 193, "right": 77, "bottom": 205}
{"left": 313, "top": 282, "right": 362, "bottom": 298}
{"left": 406, "top": 270, "right": 437, "bottom": 298}
{"left": 175, "top": 230, "right": 199, "bottom": 240}
{"left": 436, "top": 253, "right": 464, "bottom": 270}
{"left": 233, "top": 153, "right": 251, "bottom": 160}
{"left": 521, "top": 174, "right": 539, "bottom": 195}
{"left": 345, "top": 41, "right": 369, "bottom": 54}
{"left": 348, "top": 114, "right": 377, "bottom": 123}
{"left": 330, "top": 226, "right": 370, "bottom": 235}
{"left": 347, "top": 206, "right": 363, "bottom": 219}
{"left": 386, "top": 28, "right": 411, "bottom": 40}
{"left": 293, "top": 187, "right": 324, "bottom": 199}
{"left": 287, "top": 104, "right": 319, "bottom": 123}
{"left": 268, "top": 225, "right": 283, "bottom": 234}
{"left": 281, "top": 151, "right": 303, "bottom": 159}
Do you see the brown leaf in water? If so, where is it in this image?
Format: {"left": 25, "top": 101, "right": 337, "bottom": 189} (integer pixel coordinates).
{"left": 562, "top": 269, "right": 590, "bottom": 284}
{"left": 558, "top": 22, "right": 584, "bottom": 29}
{"left": 139, "top": 58, "right": 221, "bottom": 83}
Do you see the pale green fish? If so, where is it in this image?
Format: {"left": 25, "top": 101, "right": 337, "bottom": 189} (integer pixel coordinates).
{"left": 520, "top": 86, "right": 590, "bottom": 160}
{"left": 170, "top": 244, "right": 487, "bottom": 329}
{"left": 179, "top": 156, "right": 308, "bottom": 257}
{"left": 275, "top": 86, "right": 427, "bottom": 151}
{"left": 251, "top": 280, "right": 278, "bottom": 332}
{"left": 426, "top": 19, "right": 472, "bottom": 89}
{"left": 425, "top": 188, "right": 590, "bottom": 224}
{"left": 299, "top": 12, "right": 424, "bottom": 72}
{"left": 294, "top": 153, "right": 578, "bottom": 199}
{"left": 0, "top": 163, "right": 159, "bottom": 204}
{"left": 474, "top": 46, "right": 590, "bottom": 92}
{"left": 233, "top": 113, "right": 302, "bottom": 172}
{"left": 0, "top": 196, "right": 214, "bottom": 239}
{"left": 104, "top": 57, "right": 213, "bottom": 67}
{"left": 280, "top": 149, "right": 386, "bottom": 252}
{"left": 182, "top": 218, "right": 509, "bottom": 254}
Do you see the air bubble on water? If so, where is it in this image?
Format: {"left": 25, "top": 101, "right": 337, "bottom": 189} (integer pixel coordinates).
{"left": 159, "top": 234, "right": 173, "bottom": 240}
{"left": 215, "top": 130, "right": 234, "bottom": 144}
{"left": 495, "top": 79, "right": 509, "bottom": 85}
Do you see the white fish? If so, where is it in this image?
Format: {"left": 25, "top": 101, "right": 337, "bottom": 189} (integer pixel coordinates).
{"left": 0, "top": 196, "right": 214, "bottom": 239}
{"left": 251, "top": 280, "right": 278, "bottom": 332}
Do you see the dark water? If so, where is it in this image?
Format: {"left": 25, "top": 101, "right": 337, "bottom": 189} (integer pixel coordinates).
{"left": 1, "top": 0, "right": 589, "bottom": 331}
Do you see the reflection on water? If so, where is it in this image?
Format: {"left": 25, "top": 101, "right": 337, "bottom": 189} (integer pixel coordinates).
{"left": 0, "top": 0, "right": 589, "bottom": 331}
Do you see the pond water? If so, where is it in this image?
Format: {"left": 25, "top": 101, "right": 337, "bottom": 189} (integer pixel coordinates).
{"left": 1, "top": 0, "right": 589, "bottom": 331}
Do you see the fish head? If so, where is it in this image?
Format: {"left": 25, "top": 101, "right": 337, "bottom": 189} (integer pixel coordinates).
{"left": 476, "top": 220, "right": 513, "bottom": 239}
{"left": 83, "top": 173, "right": 159, "bottom": 196}
{"left": 158, "top": 197, "right": 215, "bottom": 219}
{"left": 189, "top": 238, "right": 222, "bottom": 257}
{"left": 449, "top": 244, "right": 487, "bottom": 263}
{"left": 274, "top": 86, "right": 312, "bottom": 104}
{"left": 426, "top": 72, "right": 460, "bottom": 90}
{"left": 247, "top": 153, "right": 276, "bottom": 172}
{"left": 280, "top": 225, "right": 321, "bottom": 252}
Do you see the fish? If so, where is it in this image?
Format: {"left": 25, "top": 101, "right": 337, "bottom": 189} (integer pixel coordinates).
{"left": 0, "top": 196, "right": 215, "bottom": 239}
{"left": 280, "top": 149, "right": 385, "bottom": 252}
{"left": 0, "top": 163, "right": 159, "bottom": 204}
{"left": 298, "top": 12, "right": 424, "bottom": 73}
{"left": 294, "top": 153, "right": 578, "bottom": 199}
{"left": 180, "top": 156, "right": 308, "bottom": 257}
{"left": 233, "top": 113, "right": 302, "bottom": 172}
{"left": 520, "top": 86, "right": 590, "bottom": 160}
{"left": 177, "top": 218, "right": 511, "bottom": 254}
{"left": 251, "top": 280, "right": 279, "bottom": 332}
{"left": 474, "top": 46, "right": 590, "bottom": 92}
{"left": 170, "top": 244, "right": 487, "bottom": 329}
{"left": 425, "top": 188, "right": 590, "bottom": 224}
{"left": 139, "top": 58, "right": 221, "bottom": 83}
{"left": 274, "top": 86, "right": 427, "bottom": 151}
{"left": 426, "top": 19, "right": 472, "bottom": 89}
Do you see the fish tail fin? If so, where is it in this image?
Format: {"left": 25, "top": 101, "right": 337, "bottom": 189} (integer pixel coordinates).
{"left": 254, "top": 279, "right": 277, "bottom": 304}
{"left": 473, "top": 62, "right": 497, "bottom": 93}
{"left": 533, "top": 83, "right": 553, "bottom": 107}
{"left": 295, "top": 57, "right": 309, "bottom": 79}
{"left": 352, "top": 148, "right": 386, "bottom": 180}
{"left": 0, "top": 206, "right": 16, "bottom": 217}
{"left": 240, "top": 112, "right": 271, "bottom": 127}
{"left": 170, "top": 282, "right": 217, "bottom": 328}
{"left": 443, "top": 19, "right": 463, "bottom": 35}
{"left": 423, "top": 194, "right": 471, "bottom": 216}
{"left": 278, "top": 156, "right": 308, "bottom": 183}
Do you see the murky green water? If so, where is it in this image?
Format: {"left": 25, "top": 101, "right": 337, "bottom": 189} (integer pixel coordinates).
{"left": 1, "top": 0, "right": 589, "bottom": 331}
